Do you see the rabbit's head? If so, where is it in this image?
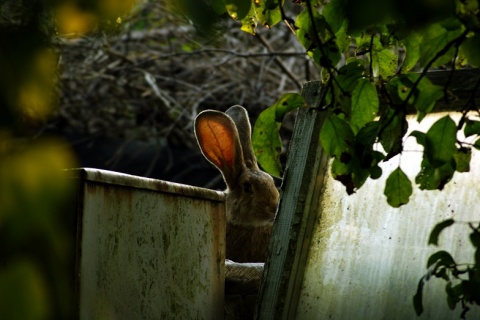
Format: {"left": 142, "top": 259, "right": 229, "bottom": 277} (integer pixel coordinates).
{"left": 195, "top": 105, "right": 279, "bottom": 227}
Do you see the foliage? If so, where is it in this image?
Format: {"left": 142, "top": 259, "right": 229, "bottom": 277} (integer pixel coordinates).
{"left": 184, "top": 0, "right": 480, "bottom": 206}
{"left": 414, "top": 220, "right": 480, "bottom": 319}
{"left": 0, "top": 1, "right": 136, "bottom": 319}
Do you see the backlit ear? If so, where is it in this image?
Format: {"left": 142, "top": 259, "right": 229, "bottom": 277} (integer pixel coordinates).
{"left": 195, "top": 110, "right": 245, "bottom": 188}
{"left": 226, "top": 105, "right": 259, "bottom": 170}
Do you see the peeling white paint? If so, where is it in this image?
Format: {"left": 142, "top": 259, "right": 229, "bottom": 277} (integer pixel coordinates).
{"left": 296, "top": 113, "right": 480, "bottom": 320}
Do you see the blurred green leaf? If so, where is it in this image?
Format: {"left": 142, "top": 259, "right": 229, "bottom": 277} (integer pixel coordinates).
{"left": 384, "top": 167, "right": 412, "bottom": 207}
{"left": 428, "top": 219, "right": 455, "bottom": 246}
{"left": 210, "top": 0, "right": 227, "bottom": 14}
{"left": 0, "top": 259, "right": 49, "bottom": 320}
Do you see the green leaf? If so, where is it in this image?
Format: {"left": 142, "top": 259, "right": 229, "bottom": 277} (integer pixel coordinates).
{"left": 379, "top": 109, "right": 408, "bottom": 160}
{"left": 370, "top": 165, "right": 382, "bottom": 179}
{"left": 253, "top": 93, "right": 305, "bottom": 178}
{"left": 356, "top": 121, "right": 380, "bottom": 148}
{"left": 254, "top": 0, "right": 282, "bottom": 29}
{"left": 415, "top": 158, "right": 455, "bottom": 190}
{"left": 273, "top": 93, "right": 306, "bottom": 121}
{"left": 331, "top": 157, "right": 370, "bottom": 195}
{"left": 428, "top": 219, "right": 455, "bottom": 246}
{"left": 414, "top": 76, "right": 445, "bottom": 121}
{"left": 320, "top": 114, "right": 354, "bottom": 159}
{"left": 295, "top": 8, "right": 340, "bottom": 67}
{"left": 322, "top": 0, "right": 346, "bottom": 34}
{"left": 384, "top": 167, "right": 412, "bottom": 207}
{"left": 296, "top": 9, "right": 325, "bottom": 50}
{"left": 401, "top": 32, "right": 422, "bottom": 72}
{"left": 225, "top": 0, "right": 252, "bottom": 20}
{"left": 396, "top": 74, "right": 444, "bottom": 121}
{"left": 323, "top": 0, "right": 350, "bottom": 52}
{"left": 372, "top": 48, "right": 398, "bottom": 78}
{"left": 460, "top": 33, "right": 480, "bottom": 67}
{"left": 418, "top": 19, "right": 465, "bottom": 68}
{"left": 335, "top": 61, "right": 365, "bottom": 114}
{"left": 427, "top": 250, "right": 456, "bottom": 269}
{"left": 239, "top": 4, "right": 257, "bottom": 34}
{"left": 464, "top": 119, "right": 480, "bottom": 137}
{"left": 410, "top": 130, "right": 426, "bottom": 146}
{"left": 252, "top": 106, "right": 282, "bottom": 177}
{"left": 350, "top": 79, "right": 379, "bottom": 133}
{"left": 474, "top": 138, "right": 480, "bottom": 150}
{"left": 413, "top": 277, "right": 425, "bottom": 316}
{"left": 453, "top": 147, "right": 471, "bottom": 173}
{"left": 425, "top": 116, "right": 457, "bottom": 167}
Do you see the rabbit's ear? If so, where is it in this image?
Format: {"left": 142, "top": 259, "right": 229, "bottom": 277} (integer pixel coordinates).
{"left": 195, "top": 110, "right": 245, "bottom": 189}
{"left": 225, "top": 106, "right": 259, "bottom": 170}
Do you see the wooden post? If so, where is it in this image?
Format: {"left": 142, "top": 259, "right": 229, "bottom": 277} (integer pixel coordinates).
{"left": 255, "top": 81, "right": 329, "bottom": 319}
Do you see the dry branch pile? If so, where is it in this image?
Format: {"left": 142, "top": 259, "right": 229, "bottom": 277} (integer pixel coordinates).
{"left": 55, "top": 1, "right": 312, "bottom": 150}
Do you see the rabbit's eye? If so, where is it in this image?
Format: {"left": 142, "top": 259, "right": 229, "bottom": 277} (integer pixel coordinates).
{"left": 242, "top": 182, "right": 253, "bottom": 194}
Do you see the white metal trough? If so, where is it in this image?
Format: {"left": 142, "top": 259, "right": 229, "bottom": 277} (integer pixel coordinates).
{"left": 70, "top": 168, "right": 225, "bottom": 319}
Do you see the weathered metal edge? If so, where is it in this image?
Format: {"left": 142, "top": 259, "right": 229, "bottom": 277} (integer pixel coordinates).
{"left": 64, "top": 168, "right": 225, "bottom": 202}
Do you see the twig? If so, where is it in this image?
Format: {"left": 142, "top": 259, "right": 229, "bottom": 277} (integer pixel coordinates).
{"left": 256, "top": 33, "right": 303, "bottom": 89}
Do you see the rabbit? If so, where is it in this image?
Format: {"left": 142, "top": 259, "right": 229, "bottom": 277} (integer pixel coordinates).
{"left": 194, "top": 105, "right": 280, "bottom": 263}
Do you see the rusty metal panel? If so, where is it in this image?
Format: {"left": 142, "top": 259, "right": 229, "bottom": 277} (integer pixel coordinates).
{"left": 72, "top": 168, "right": 225, "bottom": 320}
{"left": 295, "top": 113, "right": 480, "bottom": 319}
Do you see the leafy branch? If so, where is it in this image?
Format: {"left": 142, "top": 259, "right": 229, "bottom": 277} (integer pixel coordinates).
{"left": 414, "top": 219, "right": 480, "bottom": 319}
{"left": 188, "top": 0, "right": 480, "bottom": 206}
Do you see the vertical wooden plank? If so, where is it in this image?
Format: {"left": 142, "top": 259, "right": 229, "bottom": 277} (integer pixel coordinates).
{"left": 255, "top": 81, "right": 330, "bottom": 319}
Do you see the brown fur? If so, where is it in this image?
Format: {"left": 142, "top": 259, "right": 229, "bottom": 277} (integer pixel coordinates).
{"left": 195, "top": 105, "right": 279, "bottom": 262}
